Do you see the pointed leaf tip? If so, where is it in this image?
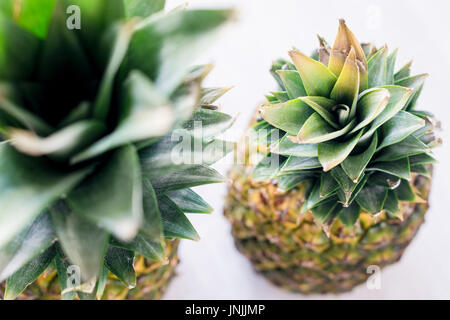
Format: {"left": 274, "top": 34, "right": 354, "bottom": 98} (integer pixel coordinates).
{"left": 329, "top": 19, "right": 367, "bottom": 90}
{"left": 289, "top": 50, "right": 337, "bottom": 97}
{"left": 333, "top": 20, "right": 367, "bottom": 66}
{"left": 330, "top": 46, "right": 360, "bottom": 116}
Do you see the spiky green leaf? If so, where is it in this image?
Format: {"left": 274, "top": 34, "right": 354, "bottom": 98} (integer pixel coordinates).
{"left": 9, "top": 120, "right": 106, "bottom": 161}
{"left": 359, "top": 85, "right": 413, "bottom": 143}
{"left": 182, "top": 108, "right": 235, "bottom": 141}
{"left": 328, "top": 19, "right": 368, "bottom": 90}
{"left": 298, "top": 96, "right": 339, "bottom": 129}
{"left": 395, "top": 74, "right": 428, "bottom": 110}
{"left": 278, "top": 173, "right": 316, "bottom": 191}
{"left": 394, "top": 61, "right": 412, "bottom": 81}
{"left": 1, "top": 0, "right": 56, "bottom": 38}
{"left": 50, "top": 201, "right": 108, "bottom": 282}
{"left": 411, "top": 164, "right": 430, "bottom": 178}
{"left": 319, "top": 172, "right": 339, "bottom": 198}
{"left": 330, "top": 47, "right": 359, "bottom": 117}
{"left": 0, "top": 213, "right": 55, "bottom": 281}
{"left": 73, "top": 71, "right": 174, "bottom": 163}
{"left": 396, "top": 179, "right": 417, "bottom": 202}
{"left": 158, "top": 195, "right": 199, "bottom": 241}
{"left": 150, "top": 165, "right": 224, "bottom": 194}
{"left": 4, "top": 246, "right": 55, "bottom": 300}
{"left": 252, "top": 153, "right": 283, "bottom": 181}
{"left": 68, "top": 145, "right": 143, "bottom": 241}
{"left": 409, "top": 153, "right": 437, "bottom": 165}
{"left": 123, "top": 0, "right": 165, "bottom": 18}
{"left": 302, "top": 181, "right": 336, "bottom": 212}
{"left": 271, "top": 91, "right": 290, "bottom": 102}
{"left": 350, "top": 88, "right": 390, "bottom": 134}
{"left": 368, "top": 172, "right": 401, "bottom": 189}
{"left": 376, "top": 135, "right": 430, "bottom": 162}
{"left": 271, "top": 135, "right": 318, "bottom": 157}
{"left": 289, "top": 50, "right": 337, "bottom": 97}
{"left": 104, "top": 246, "right": 136, "bottom": 288}
{"left": 110, "top": 234, "right": 165, "bottom": 262}
{"left": 356, "top": 185, "right": 388, "bottom": 214}
{"left": 167, "top": 188, "right": 213, "bottom": 214}
{"left": 384, "top": 190, "right": 400, "bottom": 218}
{"left": 318, "top": 130, "right": 362, "bottom": 172}
{"left": 0, "top": 85, "right": 53, "bottom": 135}
{"left": 140, "top": 180, "right": 163, "bottom": 241}
{"left": 54, "top": 248, "right": 77, "bottom": 300}
{"left": 126, "top": 9, "right": 234, "bottom": 95}
{"left": 297, "top": 113, "right": 355, "bottom": 144}
{"left": 0, "top": 14, "right": 41, "bottom": 80}
{"left": 262, "top": 98, "right": 314, "bottom": 136}
{"left": 276, "top": 70, "right": 307, "bottom": 99}
{"left": 38, "top": 2, "right": 91, "bottom": 82}
{"left": 341, "top": 132, "right": 377, "bottom": 182}
{"left": 368, "top": 157, "right": 410, "bottom": 180}
{"left": 367, "top": 46, "right": 388, "bottom": 88}
{"left": 281, "top": 156, "right": 321, "bottom": 172}
{"left": 0, "top": 145, "right": 90, "bottom": 249}
{"left": 378, "top": 110, "right": 425, "bottom": 149}
{"left": 139, "top": 134, "right": 234, "bottom": 179}
{"left": 386, "top": 49, "right": 398, "bottom": 85}
{"left": 330, "top": 166, "right": 360, "bottom": 205}
{"left": 200, "top": 86, "right": 233, "bottom": 105}
{"left": 93, "top": 21, "right": 135, "bottom": 121}
{"left": 339, "top": 202, "right": 360, "bottom": 226}
{"left": 94, "top": 266, "right": 108, "bottom": 300}
{"left": 312, "top": 201, "right": 338, "bottom": 223}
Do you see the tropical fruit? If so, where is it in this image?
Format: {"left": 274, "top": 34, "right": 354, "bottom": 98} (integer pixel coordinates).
{"left": 0, "top": 0, "right": 234, "bottom": 300}
{"left": 224, "top": 20, "right": 440, "bottom": 294}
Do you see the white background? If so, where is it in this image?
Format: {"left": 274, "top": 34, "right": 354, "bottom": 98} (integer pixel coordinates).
{"left": 163, "top": 0, "right": 450, "bottom": 299}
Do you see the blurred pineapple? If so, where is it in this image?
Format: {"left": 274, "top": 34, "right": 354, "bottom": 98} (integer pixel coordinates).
{"left": 0, "top": 0, "right": 235, "bottom": 300}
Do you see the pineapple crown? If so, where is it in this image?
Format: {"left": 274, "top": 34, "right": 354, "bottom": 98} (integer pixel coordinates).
{"left": 0, "top": 0, "right": 235, "bottom": 299}
{"left": 252, "top": 19, "right": 440, "bottom": 228}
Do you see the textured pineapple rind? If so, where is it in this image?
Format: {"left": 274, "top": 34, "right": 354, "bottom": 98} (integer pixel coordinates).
{"left": 224, "top": 165, "right": 431, "bottom": 294}
{"left": 0, "top": 240, "right": 179, "bottom": 300}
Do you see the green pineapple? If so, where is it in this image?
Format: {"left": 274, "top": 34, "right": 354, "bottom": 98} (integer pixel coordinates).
{"left": 224, "top": 20, "right": 440, "bottom": 294}
{"left": 0, "top": 0, "right": 235, "bottom": 300}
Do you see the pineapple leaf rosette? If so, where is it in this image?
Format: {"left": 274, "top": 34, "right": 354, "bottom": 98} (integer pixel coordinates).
{"left": 252, "top": 20, "right": 440, "bottom": 229}
{"left": 0, "top": 0, "right": 235, "bottom": 300}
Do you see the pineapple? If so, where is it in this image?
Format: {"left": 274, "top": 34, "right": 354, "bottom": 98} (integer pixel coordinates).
{"left": 224, "top": 20, "right": 440, "bottom": 294}
{"left": 0, "top": 0, "right": 235, "bottom": 300}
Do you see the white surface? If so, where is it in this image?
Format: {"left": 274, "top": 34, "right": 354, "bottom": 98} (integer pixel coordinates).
{"left": 163, "top": 0, "right": 450, "bottom": 299}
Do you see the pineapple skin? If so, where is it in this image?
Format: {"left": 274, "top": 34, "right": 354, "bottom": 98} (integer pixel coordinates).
{"left": 0, "top": 240, "right": 179, "bottom": 300}
{"left": 224, "top": 164, "right": 431, "bottom": 294}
